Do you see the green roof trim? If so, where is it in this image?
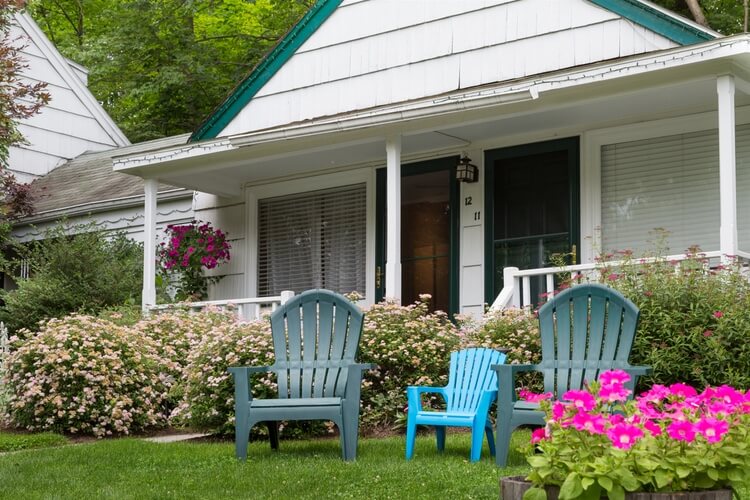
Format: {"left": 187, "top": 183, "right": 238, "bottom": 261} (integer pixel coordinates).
{"left": 190, "top": 0, "right": 343, "bottom": 142}
{"left": 589, "top": 0, "right": 716, "bottom": 45}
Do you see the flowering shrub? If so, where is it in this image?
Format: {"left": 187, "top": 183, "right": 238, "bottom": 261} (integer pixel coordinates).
{"left": 599, "top": 248, "right": 750, "bottom": 390}
{"left": 134, "top": 308, "right": 238, "bottom": 406}
{"left": 358, "top": 296, "right": 461, "bottom": 430}
{"left": 170, "top": 319, "right": 276, "bottom": 435}
{"left": 3, "top": 315, "right": 171, "bottom": 437}
{"left": 459, "top": 307, "right": 542, "bottom": 391}
{"left": 523, "top": 370, "right": 750, "bottom": 499}
{"left": 158, "top": 221, "right": 231, "bottom": 300}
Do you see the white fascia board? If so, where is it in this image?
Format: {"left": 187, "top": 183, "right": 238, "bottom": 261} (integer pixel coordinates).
{"left": 115, "top": 35, "right": 750, "bottom": 177}
{"left": 113, "top": 139, "right": 236, "bottom": 172}
{"left": 14, "top": 12, "right": 130, "bottom": 147}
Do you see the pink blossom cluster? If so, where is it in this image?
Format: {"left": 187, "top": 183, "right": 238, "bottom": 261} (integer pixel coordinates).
{"left": 525, "top": 370, "right": 750, "bottom": 451}
{"left": 158, "top": 221, "right": 231, "bottom": 271}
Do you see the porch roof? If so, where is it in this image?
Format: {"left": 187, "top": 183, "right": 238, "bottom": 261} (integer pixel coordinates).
{"left": 115, "top": 34, "right": 750, "bottom": 197}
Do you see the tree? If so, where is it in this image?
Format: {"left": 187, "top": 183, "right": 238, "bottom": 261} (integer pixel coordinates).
{"left": 28, "top": 0, "right": 312, "bottom": 142}
{"left": 651, "top": 0, "right": 748, "bottom": 34}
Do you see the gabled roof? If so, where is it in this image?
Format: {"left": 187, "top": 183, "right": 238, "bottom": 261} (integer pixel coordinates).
{"left": 20, "top": 134, "right": 191, "bottom": 224}
{"left": 14, "top": 12, "right": 130, "bottom": 147}
{"left": 190, "top": 0, "right": 718, "bottom": 143}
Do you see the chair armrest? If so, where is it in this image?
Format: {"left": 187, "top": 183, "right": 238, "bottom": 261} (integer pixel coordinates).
{"left": 349, "top": 363, "right": 377, "bottom": 372}
{"left": 343, "top": 363, "right": 377, "bottom": 402}
{"left": 228, "top": 366, "right": 272, "bottom": 376}
{"left": 491, "top": 363, "right": 537, "bottom": 374}
{"left": 406, "top": 386, "right": 448, "bottom": 412}
{"left": 227, "top": 366, "right": 273, "bottom": 403}
{"left": 491, "top": 364, "right": 540, "bottom": 407}
{"left": 624, "top": 365, "right": 652, "bottom": 376}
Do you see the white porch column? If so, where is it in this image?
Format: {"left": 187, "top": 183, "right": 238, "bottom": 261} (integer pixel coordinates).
{"left": 717, "top": 75, "right": 738, "bottom": 263}
{"left": 385, "top": 135, "right": 402, "bottom": 301}
{"left": 142, "top": 178, "right": 158, "bottom": 310}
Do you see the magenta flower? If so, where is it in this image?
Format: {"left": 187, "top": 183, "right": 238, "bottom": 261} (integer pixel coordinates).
{"left": 518, "top": 390, "right": 554, "bottom": 403}
{"left": 606, "top": 423, "right": 643, "bottom": 450}
{"left": 695, "top": 417, "right": 729, "bottom": 444}
{"left": 572, "top": 412, "right": 607, "bottom": 435}
{"left": 666, "top": 420, "right": 696, "bottom": 442}
{"left": 531, "top": 427, "right": 548, "bottom": 444}
{"left": 643, "top": 420, "right": 663, "bottom": 436}
{"left": 600, "top": 384, "right": 632, "bottom": 403}
{"left": 668, "top": 383, "right": 698, "bottom": 399}
{"left": 599, "top": 369, "right": 631, "bottom": 387}
{"left": 713, "top": 311, "right": 724, "bottom": 319}
{"left": 551, "top": 401, "right": 567, "bottom": 421}
{"left": 562, "top": 390, "right": 596, "bottom": 412}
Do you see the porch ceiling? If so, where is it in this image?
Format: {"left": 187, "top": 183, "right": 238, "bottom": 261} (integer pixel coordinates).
{"left": 115, "top": 41, "right": 750, "bottom": 197}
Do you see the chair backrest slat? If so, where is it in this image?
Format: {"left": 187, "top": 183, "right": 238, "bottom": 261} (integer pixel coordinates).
{"left": 270, "top": 290, "right": 364, "bottom": 400}
{"left": 537, "top": 284, "right": 640, "bottom": 396}
{"left": 446, "top": 348, "right": 505, "bottom": 413}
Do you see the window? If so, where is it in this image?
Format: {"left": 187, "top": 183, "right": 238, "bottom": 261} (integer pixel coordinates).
{"left": 257, "top": 183, "right": 367, "bottom": 297}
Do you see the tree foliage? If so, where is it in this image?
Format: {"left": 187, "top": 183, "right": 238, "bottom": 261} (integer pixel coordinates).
{"left": 651, "top": 0, "right": 747, "bottom": 35}
{"left": 28, "top": 0, "right": 312, "bottom": 142}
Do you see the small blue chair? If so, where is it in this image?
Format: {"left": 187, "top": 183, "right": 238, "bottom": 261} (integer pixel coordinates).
{"left": 405, "top": 348, "right": 507, "bottom": 462}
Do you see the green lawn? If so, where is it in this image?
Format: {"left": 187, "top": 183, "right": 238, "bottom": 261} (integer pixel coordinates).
{"left": 0, "top": 431, "right": 531, "bottom": 499}
{"left": 0, "top": 430, "right": 67, "bottom": 452}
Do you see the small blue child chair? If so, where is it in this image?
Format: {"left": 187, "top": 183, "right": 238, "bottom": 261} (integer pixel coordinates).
{"left": 405, "top": 348, "right": 507, "bottom": 462}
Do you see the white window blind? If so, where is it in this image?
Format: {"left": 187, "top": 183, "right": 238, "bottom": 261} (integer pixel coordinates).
{"left": 601, "top": 125, "right": 750, "bottom": 254}
{"left": 258, "top": 183, "right": 366, "bottom": 297}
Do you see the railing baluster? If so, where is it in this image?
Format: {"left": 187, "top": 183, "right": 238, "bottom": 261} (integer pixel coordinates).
{"left": 545, "top": 274, "right": 554, "bottom": 301}
{"left": 522, "top": 277, "right": 531, "bottom": 308}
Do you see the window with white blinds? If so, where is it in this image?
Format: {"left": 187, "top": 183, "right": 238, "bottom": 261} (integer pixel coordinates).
{"left": 257, "top": 183, "right": 366, "bottom": 297}
{"left": 601, "top": 124, "right": 750, "bottom": 254}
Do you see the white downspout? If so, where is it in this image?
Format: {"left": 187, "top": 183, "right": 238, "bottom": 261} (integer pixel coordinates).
{"left": 385, "top": 136, "right": 402, "bottom": 302}
{"left": 717, "top": 75, "right": 738, "bottom": 264}
{"left": 142, "top": 178, "right": 158, "bottom": 310}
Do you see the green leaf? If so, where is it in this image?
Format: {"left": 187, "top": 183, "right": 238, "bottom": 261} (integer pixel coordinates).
{"left": 597, "top": 476, "right": 613, "bottom": 492}
{"left": 608, "top": 484, "right": 626, "bottom": 500}
{"left": 559, "top": 473, "right": 583, "bottom": 500}
{"left": 523, "top": 487, "right": 548, "bottom": 500}
{"left": 707, "top": 468, "right": 719, "bottom": 481}
{"left": 676, "top": 466, "right": 691, "bottom": 478}
{"left": 654, "top": 469, "right": 672, "bottom": 489}
{"left": 527, "top": 456, "right": 549, "bottom": 468}
{"left": 728, "top": 468, "right": 745, "bottom": 482}
{"left": 581, "top": 477, "right": 595, "bottom": 490}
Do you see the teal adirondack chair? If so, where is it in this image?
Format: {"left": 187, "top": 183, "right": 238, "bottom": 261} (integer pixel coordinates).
{"left": 405, "top": 348, "right": 507, "bottom": 462}
{"left": 492, "top": 283, "right": 651, "bottom": 467}
{"left": 228, "top": 289, "right": 374, "bottom": 461}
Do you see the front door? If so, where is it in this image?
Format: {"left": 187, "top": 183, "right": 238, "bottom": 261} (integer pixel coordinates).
{"left": 484, "top": 137, "right": 580, "bottom": 305}
{"left": 375, "top": 157, "right": 458, "bottom": 314}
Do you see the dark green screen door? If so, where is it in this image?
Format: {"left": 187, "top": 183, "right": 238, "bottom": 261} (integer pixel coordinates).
{"left": 484, "top": 138, "right": 579, "bottom": 306}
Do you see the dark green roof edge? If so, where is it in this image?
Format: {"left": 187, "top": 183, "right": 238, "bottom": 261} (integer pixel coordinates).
{"left": 589, "top": 0, "right": 716, "bottom": 45}
{"left": 190, "top": 0, "right": 343, "bottom": 142}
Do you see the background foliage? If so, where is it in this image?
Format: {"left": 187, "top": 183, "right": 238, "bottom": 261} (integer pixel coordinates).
{"left": 0, "top": 224, "right": 143, "bottom": 334}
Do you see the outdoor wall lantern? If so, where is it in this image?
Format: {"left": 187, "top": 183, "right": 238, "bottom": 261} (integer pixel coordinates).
{"left": 456, "top": 155, "right": 479, "bottom": 183}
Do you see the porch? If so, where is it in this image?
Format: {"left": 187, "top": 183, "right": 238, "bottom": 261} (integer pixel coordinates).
{"left": 115, "top": 35, "right": 750, "bottom": 315}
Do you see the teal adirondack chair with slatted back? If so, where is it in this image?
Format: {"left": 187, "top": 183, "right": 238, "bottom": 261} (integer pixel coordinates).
{"left": 228, "top": 289, "right": 374, "bottom": 461}
{"left": 405, "top": 348, "right": 507, "bottom": 462}
{"left": 492, "top": 283, "right": 651, "bottom": 467}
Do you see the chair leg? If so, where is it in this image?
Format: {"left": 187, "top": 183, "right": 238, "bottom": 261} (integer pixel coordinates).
{"left": 405, "top": 413, "right": 417, "bottom": 460}
{"left": 495, "top": 417, "right": 513, "bottom": 467}
{"left": 267, "top": 421, "right": 279, "bottom": 450}
{"left": 234, "top": 415, "right": 250, "bottom": 460}
{"left": 435, "top": 426, "right": 446, "bottom": 453}
{"left": 470, "top": 420, "right": 485, "bottom": 462}
{"left": 485, "top": 424, "right": 496, "bottom": 457}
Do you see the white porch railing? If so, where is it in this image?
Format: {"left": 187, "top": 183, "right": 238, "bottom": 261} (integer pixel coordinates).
{"left": 146, "top": 291, "right": 295, "bottom": 320}
{"left": 490, "top": 251, "right": 749, "bottom": 311}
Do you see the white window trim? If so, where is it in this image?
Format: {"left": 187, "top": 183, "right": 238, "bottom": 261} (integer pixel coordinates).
{"left": 244, "top": 168, "right": 376, "bottom": 302}
{"left": 581, "top": 105, "right": 750, "bottom": 264}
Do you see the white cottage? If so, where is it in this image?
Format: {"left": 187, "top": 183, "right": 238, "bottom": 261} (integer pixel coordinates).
{"left": 9, "top": 12, "right": 129, "bottom": 183}
{"left": 115, "top": 0, "right": 747, "bottom": 316}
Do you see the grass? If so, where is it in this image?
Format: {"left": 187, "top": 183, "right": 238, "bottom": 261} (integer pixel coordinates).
{"left": 0, "top": 431, "right": 531, "bottom": 499}
{"left": 0, "top": 430, "right": 68, "bottom": 452}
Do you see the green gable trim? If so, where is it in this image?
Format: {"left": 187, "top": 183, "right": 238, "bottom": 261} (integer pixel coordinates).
{"left": 589, "top": 0, "right": 716, "bottom": 45}
{"left": 190, "top": 0, "right": 343, "bottom": 142}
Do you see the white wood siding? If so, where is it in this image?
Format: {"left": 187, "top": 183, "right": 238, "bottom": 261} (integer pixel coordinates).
{"left": 193, "top": 192, "right": 247, "bottom": 300}
{"left": 220, "top": 0, "right": 678, "bottom": 136}
{"left": 7, "top": 14, "right": 128, "bottom": 182}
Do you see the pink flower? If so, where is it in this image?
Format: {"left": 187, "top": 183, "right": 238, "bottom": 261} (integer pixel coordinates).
{"left": 599, "top": 369, "right": 631, "bottom": 387}
{"left": 668, "top": 383, "right": 697, "bottom": 399}
{"left": 531, "top": 427, "right": 548, "bottom": 443}
{"left": 666, "top": 420, "right": 696, "bottom": 442}
{"left": 643, "top": 420, "right": 663, "bottom": 436}
{"left": 599, "top": 384, "right": 632, "bottom": 403}
{"left": 562, "top": 390, "right": 596, "bottom": 412}
{"left": 703, "top": 330, "right": 713, "bottom": 338}
{"left": 606, "top": 423, "right": 643, "bottom": 449}
{"left": 572, "top": 412, "right": 607, "bottom": 435}
{"left": 695, "top": 417, "right": 729, "bottom": 444}
{"left": 713, "top": 311, "right": 724, "bottom": 319}
{"left": 518, "top": 390, "right": 554, "bottom": 403}
{"left": 551, "top": 401, "right": 567, "bottom": 421}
